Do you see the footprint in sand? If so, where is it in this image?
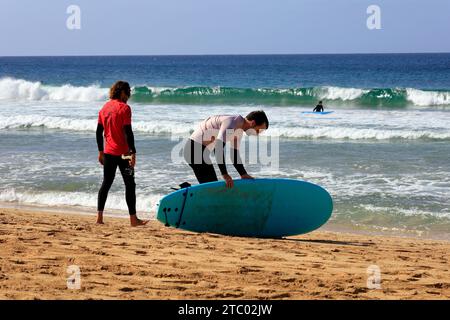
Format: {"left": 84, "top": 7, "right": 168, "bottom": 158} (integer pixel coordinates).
{"left": 95, "top": 251, "right": 109, "bottom": 256}
{"left": 426, "top": 283, "right": 449, "bottom": 289}
{"left": 114, "top": 271, "right": 133, "bottom": 276}
{"left": 281, "top": 277, "right": 296, "bottom": 283}
{"left": 407, "top": 277, "right": 420, "bottom": 282}
{"left": 258, "top": 288, "right": 275, "bottom": 294}
{"left": 271, "top": 292, "right": 291, "bottom": 299}
{"left": 161, "top": 279, "right": 198, "bottom": 285}
{"left": 40, "top": 270, "right": 57, "bottom": 276}
{"left": 398, "top": 256, "right": 410, "bottom": 261}
{"left": 18, "top": 237, "right": 38, "bottom": 241}
{"left": 238, "top": 266, "right": 263, "bottom": 274}
{"left": 350, "top": 287, "right": 368, "bottom": 294}
{"left": 213, "top": 292, "right": 245, "bottom": 298}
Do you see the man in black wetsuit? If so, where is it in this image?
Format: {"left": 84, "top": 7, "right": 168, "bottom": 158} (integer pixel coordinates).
{"left": 313, "top": 101, "right": 324, "bottom": 112}
{"left": 96, "top": 81, "right": 148, "bottom": 226}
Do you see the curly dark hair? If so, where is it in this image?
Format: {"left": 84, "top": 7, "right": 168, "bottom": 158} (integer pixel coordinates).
{"left": 109, "top": 81, "right": 131, "bottom": 100}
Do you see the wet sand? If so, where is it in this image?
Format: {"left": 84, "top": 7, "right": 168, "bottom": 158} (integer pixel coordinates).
{"left": 0, "top": 208, "right": 449, "bottom": 300}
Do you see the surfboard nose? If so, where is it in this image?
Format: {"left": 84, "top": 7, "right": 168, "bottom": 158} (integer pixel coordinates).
{"left": 262, "top": 179, "right": 333, "bottom": 237}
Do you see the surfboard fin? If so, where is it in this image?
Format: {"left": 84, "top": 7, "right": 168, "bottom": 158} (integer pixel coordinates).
{"left": 170, "top": 182, "right": 191, "bottom": 191}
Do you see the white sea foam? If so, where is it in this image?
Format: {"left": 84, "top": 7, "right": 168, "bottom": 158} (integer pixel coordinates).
{"left": 359, "top": 204, "right": 449, "bottom": 219}
{"left": 0, "top": 115, "right": 194, "bottom": 135}
{"left": 326, "top": 172, "right": 450, "bottom": 201}
{"left": 406, "top": 88, "right": 450, "bottom": 106}
{"left": 1, "top": 112, "right": 450, "bottom": 141}
{"left": 146, "top": 86, "right": 172, "bottom": 95}
{"left": 270, "top": 126, "right": 450, "bottom": 140}
{"left": 2, "top": 77, "right": 450, "bottom": 107}
{"left": 0, "top": 78, "right": 107, "bottom": 102}
{"left": 0, "top": 188, "right": 160, "bottom": 216}
{"left": 0, "top": 115, "right": 96, "bottom": 131}
{"left": 315, "top": 86, "right": 369, "bottom": 101}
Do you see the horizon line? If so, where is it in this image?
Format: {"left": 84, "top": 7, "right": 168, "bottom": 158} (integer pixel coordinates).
{"left": 1, "top": 51, "right": 450, "bottom": 58}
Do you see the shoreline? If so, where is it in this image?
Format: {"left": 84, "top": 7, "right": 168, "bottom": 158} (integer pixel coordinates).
{"left": 0, "top": 207, "right": 449, "bottom": 299}
{"left": 1, "top": 201, "right": 448, "bottom": 242}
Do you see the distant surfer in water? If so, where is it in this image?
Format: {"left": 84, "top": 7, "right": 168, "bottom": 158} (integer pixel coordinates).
{"left": 96, "top": 81, "right": 148, "bottom": 226}
{"left": 184, "top": 111, "right": 269, "bottom": 188}
{"left": 313, "top": 101, "right": 324, "bottom": 112}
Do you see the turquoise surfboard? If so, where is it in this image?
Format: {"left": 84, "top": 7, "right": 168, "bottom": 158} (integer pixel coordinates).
{"left": 156, "top": 178, "right": 333, "bottom": 238}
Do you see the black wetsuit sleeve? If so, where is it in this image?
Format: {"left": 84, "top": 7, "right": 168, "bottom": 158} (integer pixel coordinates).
{"left": 215, "top": 141, "right": 247, "bottom": 176}
{"left": 96, "top": 123, "right": 104, "bottom": 152}
{"left": 215, "top": 140, "right": 228, "bottom": 176}
{"left": 231, "top": 148, "right": 247, "bottom": 176}
{"left": 124, "top": 124, "right": 137, "bottom": 154}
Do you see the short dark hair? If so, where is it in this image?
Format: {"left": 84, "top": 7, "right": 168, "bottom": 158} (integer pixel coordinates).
{"left": 246, "top": 110, "right": 269, "bottom": 129}
{"left": 109, "top": 81, "right": 131, "bottom": 100}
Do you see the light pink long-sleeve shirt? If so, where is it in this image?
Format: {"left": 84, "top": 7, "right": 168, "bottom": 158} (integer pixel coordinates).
{"left": 190, "top": 115, "right": 244, "bottom": 150}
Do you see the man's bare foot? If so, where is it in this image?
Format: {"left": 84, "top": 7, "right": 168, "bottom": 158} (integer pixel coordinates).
{"left": 96, "top": 212, "right": 104, "bottom": 224}
{"left": 130, "top": 214, "right": 149, "bottom": 227}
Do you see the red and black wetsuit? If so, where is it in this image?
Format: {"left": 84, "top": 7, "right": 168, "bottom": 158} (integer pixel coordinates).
{"left": 96, "top": 99, "right": 137, "bottom": 215}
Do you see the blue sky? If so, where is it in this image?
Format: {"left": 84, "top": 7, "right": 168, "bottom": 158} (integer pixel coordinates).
{"left": 1, "top": 0, "right": 450, "bottom": 56}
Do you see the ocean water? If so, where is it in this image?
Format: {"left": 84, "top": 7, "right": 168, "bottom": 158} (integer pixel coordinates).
{"left": 0, "top": 54, "right": 449, "bottom": 239}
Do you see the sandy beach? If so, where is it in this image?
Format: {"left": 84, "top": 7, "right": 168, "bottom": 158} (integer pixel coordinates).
{"left": 0, "top": 207, "right": 448, "bottom": 300}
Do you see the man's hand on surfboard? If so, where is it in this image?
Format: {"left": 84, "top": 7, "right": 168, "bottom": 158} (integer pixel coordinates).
{"left": 223, "top": 174, "right": 234, "bottom": 188}
{"left": 241, "top": 174, "right": 254, "bottom": 180}
{"left": 98, "top": 151, "right": 104, "bottom": 166}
